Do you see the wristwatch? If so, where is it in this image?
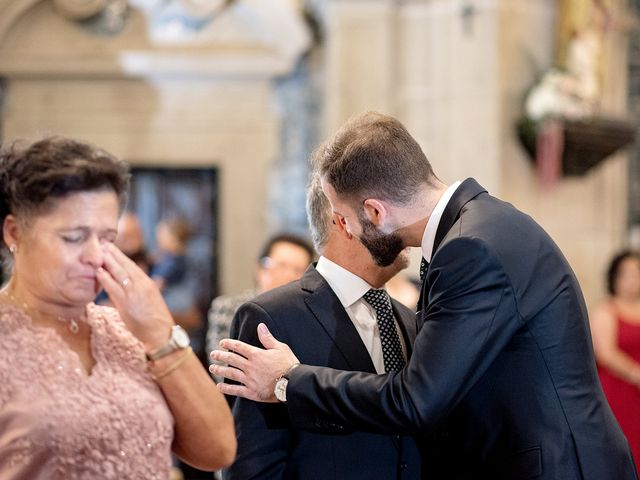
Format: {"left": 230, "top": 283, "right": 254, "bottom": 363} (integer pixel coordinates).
{"left": 146, "top": 325, "right": 190, "bottom": 361}
{"left": 274, "top": 363, "right": 300, "bottom": 402}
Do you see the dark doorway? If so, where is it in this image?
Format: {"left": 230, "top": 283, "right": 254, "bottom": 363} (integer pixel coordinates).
{"left": 128, "top": 166, "right": 218, "bottom": 362}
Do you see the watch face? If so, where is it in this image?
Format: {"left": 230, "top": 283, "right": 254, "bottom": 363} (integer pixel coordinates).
{"left": 274, "top": 378, "right": 288, "bottom": 402}
{"left": 172, "top": 326, "right": 190, "bottom": 348}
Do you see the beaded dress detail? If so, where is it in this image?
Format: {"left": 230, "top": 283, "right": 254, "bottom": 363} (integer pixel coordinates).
{"left": 0, "top": 303, "right": 174, "bottom": 479}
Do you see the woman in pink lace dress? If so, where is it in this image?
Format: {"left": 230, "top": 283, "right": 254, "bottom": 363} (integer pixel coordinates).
{"left": 0, "top": 137, "right": 236, "bottom": 479}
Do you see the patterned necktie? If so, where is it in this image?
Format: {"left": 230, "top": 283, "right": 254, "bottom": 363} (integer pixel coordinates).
{"left": 419, "top": 257, "right": 429, "bottom": 282}
{"left": 363, "top": 289, "right": 406, "bottom": 372}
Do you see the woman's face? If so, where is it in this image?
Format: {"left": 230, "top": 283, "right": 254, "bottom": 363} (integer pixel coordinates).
{"left": 6, "top": 190, "right": 120, "bottom": 306}
{"left": 615, "top": 256, "right": 640, "bottom": 300}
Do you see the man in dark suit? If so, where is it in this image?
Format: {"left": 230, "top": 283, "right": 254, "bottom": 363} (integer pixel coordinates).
{"left": 222, "top": 174, "right": 421, "bottom": 479}
{"left": 211, "top": 112, "right": 637, "bottom": 479}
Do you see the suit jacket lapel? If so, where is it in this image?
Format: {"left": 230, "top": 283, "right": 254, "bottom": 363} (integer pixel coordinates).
{"left": 302, "top": 266, "right": 377, "bottom": 374}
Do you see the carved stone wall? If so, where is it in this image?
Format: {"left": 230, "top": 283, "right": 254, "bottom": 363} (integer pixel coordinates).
{"left": 1, "top": 0, "right": 631, "bottom": 306}
{"left": 500, "top": 0, "right": 629, "bottom": 308}
{"left": 0, "top": 0, "right": 312, "bottom": 295}
{"left": 324, "top": 0, "right": 630, "bottom": 307}
{"left": 628, "top": 0, "right": 640, "bottom": 244}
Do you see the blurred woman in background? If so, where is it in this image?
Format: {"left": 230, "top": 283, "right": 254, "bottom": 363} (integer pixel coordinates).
{"left": 591, "top": 250, "right": 640, "bottom": 468}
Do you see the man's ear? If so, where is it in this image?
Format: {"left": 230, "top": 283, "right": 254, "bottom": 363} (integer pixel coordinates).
{"left": 362, "top": 199, "right": 387, "bottom": 227}
{"left": 332, "top": 213, "right": 353, "bottom": 239}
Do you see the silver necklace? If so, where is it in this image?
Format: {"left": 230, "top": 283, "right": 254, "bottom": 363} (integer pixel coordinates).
{"left": 0, "top": 288, "right": 81, "bottom": 334}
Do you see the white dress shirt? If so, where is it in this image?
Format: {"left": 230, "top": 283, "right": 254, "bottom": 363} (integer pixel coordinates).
{"left": 421, "top": 181, "right": 462, "bottom": 262}
{"left": 316, "top": 256, "right": 407, "bottom": 374}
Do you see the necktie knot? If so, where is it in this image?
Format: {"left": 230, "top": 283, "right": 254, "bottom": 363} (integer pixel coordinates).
{"left": 363, "top": 288, "right": 392, "bottom": 310}
{"left": 363, "top": 289, "right": 405, "bottom": 372}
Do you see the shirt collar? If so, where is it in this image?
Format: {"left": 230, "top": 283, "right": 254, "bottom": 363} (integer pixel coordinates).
{"left": 315, "top": 256, "right": 374, "bottom": 308}
{"left": 421, "top": 181, "right": 462, "bottom": 262}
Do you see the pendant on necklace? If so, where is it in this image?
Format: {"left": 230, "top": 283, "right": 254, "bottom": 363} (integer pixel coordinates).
{"left": 63, "top": 317, "right": 80, "bottom": 334}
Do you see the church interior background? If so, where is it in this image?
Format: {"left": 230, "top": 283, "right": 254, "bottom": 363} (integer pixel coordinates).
{"left": 0, "top": 0, "right": 639, "bottom": 341}
{"left": 1, "top": 1, "right": 640, "bottom": 477}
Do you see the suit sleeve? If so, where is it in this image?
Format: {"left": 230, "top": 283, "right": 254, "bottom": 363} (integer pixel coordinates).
{"left": 286, "top": 236, "right": 521, "bottom": 435}
{"left": 224, "top": 303, "right": 292, "bottom": 480}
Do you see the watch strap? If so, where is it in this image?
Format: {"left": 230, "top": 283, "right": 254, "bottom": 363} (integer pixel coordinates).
{"left": 146, "top": 326, "right": 189, "bottom": 361}
{"left": 146, "top": 340, "right": 176, "bottom": 361}
{"left": 274, "top": 363, "right": 300, "bottom": 402}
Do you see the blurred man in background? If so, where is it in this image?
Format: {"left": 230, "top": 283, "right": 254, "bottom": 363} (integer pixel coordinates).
{"left": 206, "top": 233, "right": 313, "bottom": 364}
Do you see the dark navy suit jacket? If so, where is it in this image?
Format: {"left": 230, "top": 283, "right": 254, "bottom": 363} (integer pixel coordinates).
{"left": 285, "top": 178, "right": 638, "bottom": 480}
{"left": 224, "top": 265, "right": 422, "bottom": 480}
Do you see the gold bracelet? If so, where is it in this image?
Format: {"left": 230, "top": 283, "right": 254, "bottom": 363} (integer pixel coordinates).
{"left": 151, "top": 347, "right": 193, "bottom": 381}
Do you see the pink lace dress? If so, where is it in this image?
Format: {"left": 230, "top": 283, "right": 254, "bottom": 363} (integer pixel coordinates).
{"left": 0, "top": 303, "right": 174, "bottom": 479}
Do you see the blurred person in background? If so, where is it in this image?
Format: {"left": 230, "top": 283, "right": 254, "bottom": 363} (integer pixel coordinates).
{"left": 0, "top": 136, "right": 235, "bottom": 478}
{"left": 116, "top": 211, "right": 150, "bottom": 272}
{"left": 151, "top": 216, "right": 192, "bottom": 292}
{"left": 151, "top": 216, "right": 202, "bottom": 336}
{"left": 206, "top": 233, "right": 313, "bottom": 362}
{"left": 591, "top": 250, "right": 640, "bottom": 468}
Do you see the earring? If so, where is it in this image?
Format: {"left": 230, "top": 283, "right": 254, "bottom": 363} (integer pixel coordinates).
{"left": 9, "top": 244, "right": 17, "bottom": 254}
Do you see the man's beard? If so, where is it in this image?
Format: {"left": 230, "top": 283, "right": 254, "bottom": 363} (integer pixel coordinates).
{"left": 357, "top": 211, "right": 405, "bottom": 267}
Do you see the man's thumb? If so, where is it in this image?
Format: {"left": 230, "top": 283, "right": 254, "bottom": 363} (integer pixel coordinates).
{"left": 257, "top": 323, "right": 281, "bottom": 349}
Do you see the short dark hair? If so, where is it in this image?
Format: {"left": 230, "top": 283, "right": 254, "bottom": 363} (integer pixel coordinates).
{"left": 0, "top": 136, "right": 130, "bottom": 252}
{"left": 315, "top": 111, "right": 436, "bottom": 205}
{"left": 606, "top": 250, "right": 640, "bottom": 295}
{"left": 258, "top": 233, "right": 314, "bottom": 264}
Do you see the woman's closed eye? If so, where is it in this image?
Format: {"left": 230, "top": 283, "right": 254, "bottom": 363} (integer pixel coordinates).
{"left": 59, "top": 228, "right": 116, "bottom": 245}
{"left": 61, "top": 233, "right": 86, "bottom": 244}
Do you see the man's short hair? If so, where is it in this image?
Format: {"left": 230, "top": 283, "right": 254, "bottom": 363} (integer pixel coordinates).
{"left": 305, "top": 173, "right": 333, "bottom": 253}
{"left": 258, "top": 233, "right": 314, "bottom": 264}
{"left": 315, "top": 111, "right": 436, "bottom": 206}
